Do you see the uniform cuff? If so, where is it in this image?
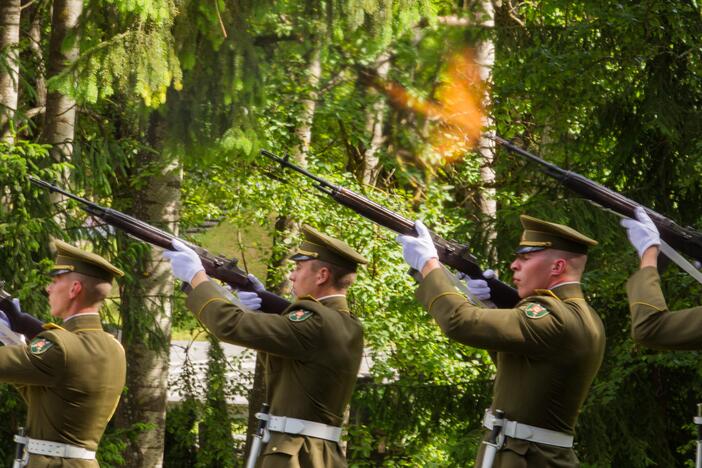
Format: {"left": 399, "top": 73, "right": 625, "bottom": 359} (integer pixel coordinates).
{"left": 626, "top": 266, "right": 667, "bottom": 312}
{"left": 415, "top": 268, "right": 465, "bottom": 313}
{"left": 185, "top": 281, "right": 229, "bottom": 319}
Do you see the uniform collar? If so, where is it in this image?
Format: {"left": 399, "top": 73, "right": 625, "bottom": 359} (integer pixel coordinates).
{"left": 61, "top": 313, "right": 104, "bottom": 332}
{"left": 534, "top": 282, "right": 584, "bottom": 301}
{"left": 319, "top": 295, "right": 350, "bottom": 314}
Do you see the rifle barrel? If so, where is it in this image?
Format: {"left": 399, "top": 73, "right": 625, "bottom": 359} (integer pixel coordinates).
{"left": 261, "top": 149, "right": 521, "bottom": 308}
{"left": 29, "top": 177, "right": 291, "bottom": 313}
{"left": 491, "top": 136, "right": 702, "bottom": 262}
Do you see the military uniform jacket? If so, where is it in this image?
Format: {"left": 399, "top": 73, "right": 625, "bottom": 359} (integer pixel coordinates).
{"left": 187, "top": 281, "right": 364, "bottom": 467}
{"left": 627, "top": 266, "right": 702, "bottom": 349}
{"left": 416, "top": 269, "right": 605, "bottom": 465}
{"left": 0, "top": 314, "right": 126, "bottom": 467}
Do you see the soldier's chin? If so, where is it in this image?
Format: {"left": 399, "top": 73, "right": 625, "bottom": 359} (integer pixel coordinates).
{"left": 516, "top": 286, "right": 531, "bottom": 299}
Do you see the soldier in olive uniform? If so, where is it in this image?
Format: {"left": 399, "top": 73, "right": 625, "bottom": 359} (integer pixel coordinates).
{"left": 621, "top": 207, "right": 702, "bottom": 348}
{"left": 163, "top": 225, "right": 367, "bottom": 467}
{"left": 397, "top": 216, "right": 605, "bottom": 467}
{"left": 0, "top": 240, "right": 127, "bottom": 467}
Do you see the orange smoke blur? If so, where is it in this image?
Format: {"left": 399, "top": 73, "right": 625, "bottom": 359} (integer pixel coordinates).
{"left": 375, "top": 49, "right": 485, "bottom": 163}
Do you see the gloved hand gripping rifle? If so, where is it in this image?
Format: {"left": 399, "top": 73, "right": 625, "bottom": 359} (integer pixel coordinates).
{"left": 261, "top": 150, "right": 520, "bottom": 309}
{"left": 29, "top": 177, "right": 291, "bottom": 314}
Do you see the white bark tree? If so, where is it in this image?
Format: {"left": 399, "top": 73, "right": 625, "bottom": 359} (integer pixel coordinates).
{"left": 0, "top": 0, "right": 21, "bottom": 142}
{"left": 41, "top": 0, "right": 82, "bottom": 171}
{"left": 115, "top": 113, "right": 181, "bottom": 468}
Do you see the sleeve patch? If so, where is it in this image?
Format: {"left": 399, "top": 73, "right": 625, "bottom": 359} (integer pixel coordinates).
{"left": 30, "top": 336, "right": 55, "bottom": 354}
{"left": 520, "top": 302, "right": 550, "bottom": 319}
{"left": 288, "top": 310, "right": 313, "bottom": 322}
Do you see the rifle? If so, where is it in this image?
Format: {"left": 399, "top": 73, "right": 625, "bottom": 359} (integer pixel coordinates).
{"left": 29, "top": 177, "right": 291, "bottom": 314}
{"left": 493, "top": 136, "right": 702, "bottom": 263}
{"left": 0, "top": 282, "right": 44, "bottom": 339}
{"left": 261, "top": 150, "right": 520, "bottom": 308}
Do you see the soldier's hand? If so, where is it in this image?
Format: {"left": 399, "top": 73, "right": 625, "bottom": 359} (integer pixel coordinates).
{"left": 0, "top": 296, "right": 44, "bottom": 338}
{"left": 246, "top": 273, "right": 266, "bottom": 293}
{"left": 236, "top": 274, "right": 265, "bottom": 311}
{"left": 463, "top": 269, "right": 495, "bottom": 302}
{"left": 620, "top": 207, "right": 660, "bottom": 258}
{"left": 162, "top": 240, "right": 205, "bottom": 283}
{"left": 237, "top": 291, "right": 263, "bottom": 311}
{"left": 0, "top": 309, "right": 10, "bottom": 329}
{"left": 397, "top": 220, "right": 439, "bottom": 272}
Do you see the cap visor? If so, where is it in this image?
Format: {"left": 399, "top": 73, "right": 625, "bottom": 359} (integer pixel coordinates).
{"left": 289, "top": 253, "right": 316, "bottom": 262}
{"left": 49, "top": 269, "right": 72, "bottom": 277}
{"left": 515, "top": 246, "right": 547, "bottom": 254}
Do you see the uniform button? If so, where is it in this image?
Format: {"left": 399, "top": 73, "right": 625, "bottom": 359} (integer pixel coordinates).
{"left": 272, "top": 447, "right": 277, "bottom": 451}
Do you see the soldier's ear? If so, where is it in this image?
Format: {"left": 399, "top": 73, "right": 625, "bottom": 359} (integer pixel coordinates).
{"left": 316, "top": 266, "right": 331, "bottom": 285}
{"left": 68, "top": 280, "right": 83, "bottom": 299}
{"left": 551, "top": 258, "right": 567, "bottom": 276}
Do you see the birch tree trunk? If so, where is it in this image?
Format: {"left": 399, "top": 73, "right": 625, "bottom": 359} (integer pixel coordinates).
{"left": 0, "top": 0, "right": 21, "bottom": 142}
{"left": 115, "top": 112, "right": 181, "bottom": 468}
{"left": 475, "top": 0, "right": 498, "bottom": 264}
{"left": 361, "top": 52, "right": 390, "bottom": 186}
{"left": 26, "top": 3, "right": 47, "bottom": 121}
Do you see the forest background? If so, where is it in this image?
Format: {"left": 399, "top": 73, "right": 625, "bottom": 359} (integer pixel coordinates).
{"left": 1, "top": 0, "right": 702, "bottom": 466}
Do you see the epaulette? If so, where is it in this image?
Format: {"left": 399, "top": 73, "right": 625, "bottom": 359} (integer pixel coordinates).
{"left": 533, "top": 289, "right": 562, "bottom": 301}
{"left": 296, "top": 295, "right": 320, "bottom": 304}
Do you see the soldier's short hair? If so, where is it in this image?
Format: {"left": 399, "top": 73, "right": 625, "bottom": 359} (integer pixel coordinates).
{"left": 69, "top": 272, "right": 113, "bottom": 306}
{"left": 310, "top": 260, "right": 357, "bottom": 291}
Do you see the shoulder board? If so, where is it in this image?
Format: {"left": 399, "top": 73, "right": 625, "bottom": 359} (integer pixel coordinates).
{"left": 533, "top": 289, "right": 562, "bottom": 301}
{"left": 29, "top": 335, "right": 55, "bottom": 354}
{"left": 42, "top": 323, "right": 65, "bottom": 331}
{"left": 296, "top": 295, "right": 320, "bottom": 303}
{"left": 519, "top": 301, "right": 551, "bottom": 319}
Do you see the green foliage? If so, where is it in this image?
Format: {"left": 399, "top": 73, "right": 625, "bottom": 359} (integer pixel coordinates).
{"left": 196, "top": 336, "right": 238, "bottom": 467}
{"left": 50, "top": 0, "right": 182, "bottom": 106}
{"left": 0, "top": 139, "right": 65, "bottom": 315}
{"left": 5, "top": 0, "right": 702, "bottom": 465}
{"left": 97, "top": 421, "right": 153, "bottom": 467}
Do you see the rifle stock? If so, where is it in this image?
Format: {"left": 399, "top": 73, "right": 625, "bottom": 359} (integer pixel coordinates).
{"left": 29, "top": 177, "right": 291, "bottom": 314}
{"left": 493, "top": 136, "right": 702, "bottom": 263}
{"left": 261, "top": 150, "right": 520, "bottom": 308}
{"left": 0, "top": 282, "right": 44, "bottom": 339}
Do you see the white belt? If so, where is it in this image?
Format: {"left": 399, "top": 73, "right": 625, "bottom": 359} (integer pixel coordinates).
{"left": 14, "top": 435, "right": 96, "bottom": 460}
{"left": 482, "top": 411, "right": 574, "bottom": 448}
{"left": 266, "top": 415, "right": 342, "bottom": 442}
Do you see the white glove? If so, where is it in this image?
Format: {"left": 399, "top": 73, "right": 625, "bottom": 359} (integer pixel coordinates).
{"left": 0, "top": 309, "right": 10, "bottom": 329}
{"left": 463, "top": 269, "right": 495, "bottom": 301}
{"left": 237, "top": 292, "right": 262, "bottom": 310}
{"left": 162, "top": 239, "right": 205, "bottom": 283}
{"left": 246, "top": 273, "right": 266, "bottom": 292}
{"left": 396, "top": 220, "right": 439, "bottom": 271}
{"left": 0, "top": 299, "right": 24, "bottom": 345}
{"left": 237, "top": 274, "right": 265, "bottom": 311}
{"left": 620, "top": 207, "right": 660, "bottom": 258}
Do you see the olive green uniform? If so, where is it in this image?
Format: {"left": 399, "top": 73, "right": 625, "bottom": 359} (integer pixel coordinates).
{"left": 0, "top": 314, "right": 126, "bottom": 467}
{"left": 186, "top": 282, "right": 363, "bottom": 467}
{"left": 416, "top": 269, "right": 605, "bottom": 467}
{"left": 626, "top": 266, "right": 702, "bottom": 349}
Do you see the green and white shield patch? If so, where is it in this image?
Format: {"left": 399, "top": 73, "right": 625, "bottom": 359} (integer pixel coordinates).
{"left": 288, "top": 310, "right": 313, "bottom": 322}
{"left": 521, "top": 302, "right": 550, "bottom": 319}
{"left": 29, "top": 337, "right": 54, "bottom": 354}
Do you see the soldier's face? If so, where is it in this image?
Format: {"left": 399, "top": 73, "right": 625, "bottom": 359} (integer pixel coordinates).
{"left": 510, "top": 250, "right": 555, "bottom": 298}
{"left": 289, "top": 260, "right": 319, "bottom": 298}
{"left": 46, "top": 273, "right": 78, "bottom": 318}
